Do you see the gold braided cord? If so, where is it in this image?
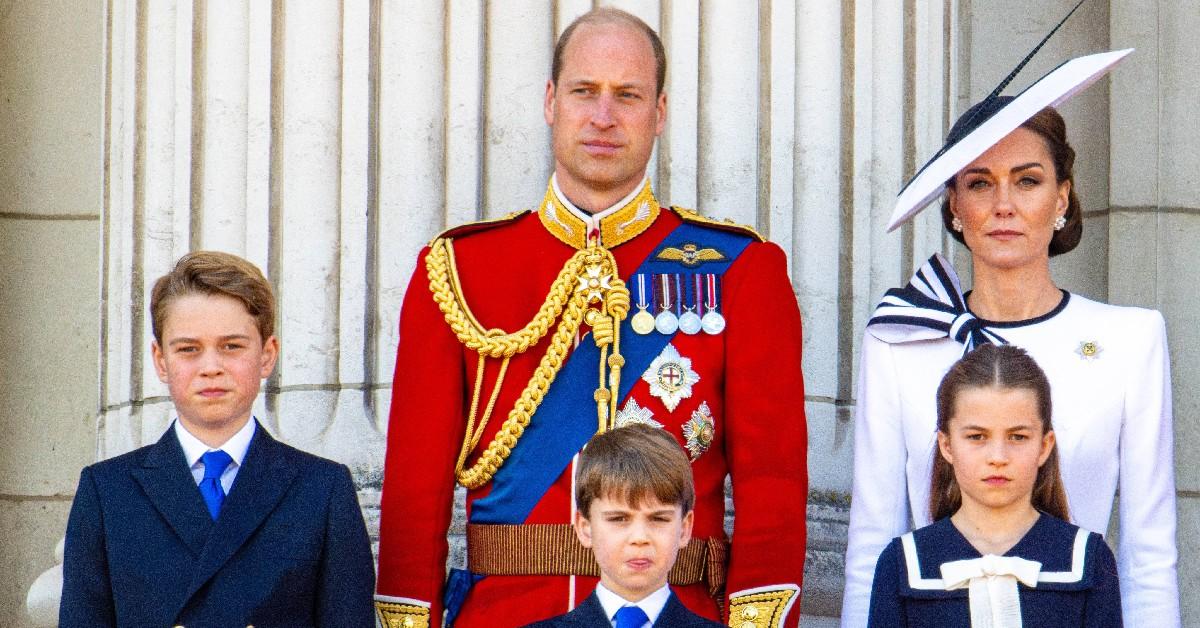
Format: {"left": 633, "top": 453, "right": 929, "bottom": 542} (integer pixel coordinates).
{"left": 427, "top": 238, "right": 589, "bottom": 358}
{"left": 453, "top": 352, "right": 512, "bottom": 477}
{"left": 456, "top": 293, "right": 588, "bottom": 488}
{"left": 426, "top": 237, "right": 629, "bottom": 489}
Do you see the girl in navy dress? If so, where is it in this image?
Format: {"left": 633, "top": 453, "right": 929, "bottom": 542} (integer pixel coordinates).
{"left": 867, "top": 344, "right": 1121, "bottom": 627}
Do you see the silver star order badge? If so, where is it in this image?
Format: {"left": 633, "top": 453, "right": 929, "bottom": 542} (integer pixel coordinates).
{"left": 1075, "top": 340, "right": 1102, "bottom": 361}
{"left": 641, "top": 343, "right": 700, "bottom": 412}
{"left": 683, "top": 402, "right": 715, "bottom": 461}
{"left": 614, "top": 398, "right": 664, "bottom": 430}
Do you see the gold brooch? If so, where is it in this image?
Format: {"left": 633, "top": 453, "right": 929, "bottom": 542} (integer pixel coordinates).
{"left": 1075, "top": 340, "right": 1102, "bottom": 361}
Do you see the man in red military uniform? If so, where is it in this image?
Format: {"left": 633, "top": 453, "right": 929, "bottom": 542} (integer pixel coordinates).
{"left": 374, "top": 8, "right": 807, "bottom": 628}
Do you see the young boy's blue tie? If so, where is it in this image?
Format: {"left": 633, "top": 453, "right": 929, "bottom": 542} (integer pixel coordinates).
{"left": 199, "top": 449, "right": 233, "bottom": 520}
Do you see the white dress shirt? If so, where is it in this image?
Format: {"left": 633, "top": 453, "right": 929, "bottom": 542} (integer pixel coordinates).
{"left": 842, "top": 293, "right": 1179, "bottom": 628}
{"left": 593, "top": 582, "right": 670, "bottom": 628}
{"left": 174, "top": 418, "right": 257, "bottom": 494}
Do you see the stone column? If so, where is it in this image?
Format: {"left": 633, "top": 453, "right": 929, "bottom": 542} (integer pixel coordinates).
{"left": 1109, "top": 2, "right": 1200, "bottom": 624}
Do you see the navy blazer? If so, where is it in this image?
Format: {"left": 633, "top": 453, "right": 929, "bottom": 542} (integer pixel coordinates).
{"left": 523, "top": 590, "right": 723, "bottom": 627}
{"left": 60, "top": 422, "right": 375, "bottom": 627}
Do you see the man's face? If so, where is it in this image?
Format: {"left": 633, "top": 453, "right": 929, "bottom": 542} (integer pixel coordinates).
{"left": 152, "top": 293, "right": 278, "bottom": 441}
{"left": 574, "top": 493, "right": 693, "bottom": 602}
{"left": 545, "top": 22, "right": 666, "bottom": 206}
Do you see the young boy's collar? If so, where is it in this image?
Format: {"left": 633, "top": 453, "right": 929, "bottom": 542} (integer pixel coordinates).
{"left": 594, "top": 581, "right": 671, "bottom": 626}
{"left": 174, "top": 416, "right": 257, "bottom": 468}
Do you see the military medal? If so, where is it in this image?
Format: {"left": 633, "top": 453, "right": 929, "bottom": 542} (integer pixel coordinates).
{"left": 678, "top": 274, "right": 702, "bottom": 335}
{"left": 614, "top": 397, "right": 664, "bottom": 429}
{"left": 642, "top": 343, "right": 700, "bottom": 412}
{"left": 683, "top": 401, "right": 716, "bottom": 460}
{"left": 654, "top": 274, "right": 679, "bottom": 335}
{"left": 630, "top": 273, "right": 655, "bottom": 335}
{"left": 701, "top": 273, "right": 726, "bottom": 335}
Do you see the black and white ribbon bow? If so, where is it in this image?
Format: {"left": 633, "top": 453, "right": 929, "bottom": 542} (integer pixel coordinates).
{"left": 867, "top": 253, "right": 1007, "bottom": 352}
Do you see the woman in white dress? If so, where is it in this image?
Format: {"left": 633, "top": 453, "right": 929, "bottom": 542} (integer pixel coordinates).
{"left": 840, "top": 71, "right": 1179, "bottom": 628}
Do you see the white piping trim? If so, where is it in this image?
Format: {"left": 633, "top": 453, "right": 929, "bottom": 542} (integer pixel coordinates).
{"left": 901, "top": 532, "right": 947, "bottom": 590}
{"left": 1037, "top": 529, "right": 1089, "bottom": 583}
{"left": 902, "top": 528, "right": 1090, "bottom": 590}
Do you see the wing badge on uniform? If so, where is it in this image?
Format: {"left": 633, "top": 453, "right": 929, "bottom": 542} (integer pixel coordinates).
{"left": 683, "top": 402, "right": 715, "bottom": 460}
{"left": 654, "top": 242, "right": 727, "bottom": 267}
{"left": 641, "top": 343, "right": 700, "bottom": 412}
{"left": 614, "top": 398, "right": 664, "bottom": 430}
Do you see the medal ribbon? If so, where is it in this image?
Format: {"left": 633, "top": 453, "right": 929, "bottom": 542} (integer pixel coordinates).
{"left": 659, "top": 273, "right": 673, "bottom": 312}
{"left": 705, "top": 274, "right": 718, "bottom": 314}
{"left": 674, "top": 274, "right": 684, "bottom": 314}
{"left": 636, "top": 274, "right": 649, "bottom": 310}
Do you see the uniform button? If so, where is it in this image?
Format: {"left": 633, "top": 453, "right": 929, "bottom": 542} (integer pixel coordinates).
{"left": 740, "top": 622, "right": 756, "bottom": 628}
{"left": 741, "top": 605, "right": 759, "bottom": 619}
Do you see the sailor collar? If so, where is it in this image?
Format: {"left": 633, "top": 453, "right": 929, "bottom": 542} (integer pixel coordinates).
{"left": 899, "top": 516, "right": 1093, "bottom": 596}
{"left": 538, "top": 176, "right": 661, "bottom": 249}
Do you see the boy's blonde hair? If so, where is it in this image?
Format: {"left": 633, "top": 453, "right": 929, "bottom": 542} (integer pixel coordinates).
{"left": 575, "top": 424, "right": 695, "bottom": 518}
{"left": 150, "top": 251, "right": 275, "bottom": 344}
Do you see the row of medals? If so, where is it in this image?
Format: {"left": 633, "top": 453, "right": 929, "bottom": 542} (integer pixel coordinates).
{"left": 628, "top": 273, "right": 726, "bottom": 336}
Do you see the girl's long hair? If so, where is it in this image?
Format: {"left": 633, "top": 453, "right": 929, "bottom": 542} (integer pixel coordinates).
{"left": 929, "top": 344, "right": 1070, "bottom": 521}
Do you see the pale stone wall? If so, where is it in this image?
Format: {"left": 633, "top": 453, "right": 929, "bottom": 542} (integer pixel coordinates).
{"left": 2, "top": 1, "right": 1196, "bottom": 626}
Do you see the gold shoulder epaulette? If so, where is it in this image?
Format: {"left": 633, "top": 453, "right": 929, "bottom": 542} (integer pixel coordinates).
{"left": 431, "top": 210, "right": 529, "bottom": 244}
{"left": 669, "top": 206, "right": 766, "bottom": 242}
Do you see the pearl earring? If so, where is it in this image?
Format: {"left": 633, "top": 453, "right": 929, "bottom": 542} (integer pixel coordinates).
{"left": 1054, "top": 215, "right": 1066, "bottom": 231}
{"left": 951, "top": 216, "right": 964, "bottom": 232}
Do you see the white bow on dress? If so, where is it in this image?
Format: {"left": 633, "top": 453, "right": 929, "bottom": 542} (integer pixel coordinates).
{"left": 940, "top": 554, "right": 1042, "bottom": 628}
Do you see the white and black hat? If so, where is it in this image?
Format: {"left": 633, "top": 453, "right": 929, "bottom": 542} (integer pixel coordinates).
{"left": 886, "top": 0, "right": 1131, "bottom": 232}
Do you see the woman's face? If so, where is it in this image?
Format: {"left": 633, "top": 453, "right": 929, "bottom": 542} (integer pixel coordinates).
{"left": 948, "top": 127, "right": 1070, "bottom": 273}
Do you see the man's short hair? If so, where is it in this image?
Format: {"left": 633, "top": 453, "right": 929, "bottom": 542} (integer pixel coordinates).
{"left": 575, "top": 424, "right": 695, "bottom": 518}
{"left": 150, "top": 250, "right": 276, "bottom": 344}
{"left": 552, "top": 7, "right": 667, "bottom": 95}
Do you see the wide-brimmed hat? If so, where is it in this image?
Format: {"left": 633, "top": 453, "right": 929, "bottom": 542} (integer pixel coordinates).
{"left": 886, "top": 0, "right": 1130, "bottom": 232}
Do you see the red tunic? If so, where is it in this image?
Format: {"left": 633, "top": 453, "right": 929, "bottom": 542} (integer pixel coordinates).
{"left": 375, "top": 183, "right": 807, "bottom": 627}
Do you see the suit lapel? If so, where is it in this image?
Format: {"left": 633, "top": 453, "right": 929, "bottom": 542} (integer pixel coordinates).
{"left": 130, "top": 429, "right": 213, "bottom": 557}
{"left": 571, "top": 592, "right": 611, "bottom": 626}
{"left": 182, "top": 423, "right": 301, "bottom": 604}
{"left": 654, "top": 593, "right": 696, "bottom": 627}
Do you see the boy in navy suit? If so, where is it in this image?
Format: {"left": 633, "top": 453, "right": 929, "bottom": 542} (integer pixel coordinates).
{"left": 60, "top": 251, "right": 375, "bottom": 627}
{"left": 525, "top": 423, "right": 723, "bottom": 628}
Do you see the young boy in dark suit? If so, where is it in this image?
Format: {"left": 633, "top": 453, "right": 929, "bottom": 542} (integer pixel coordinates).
{"left": 60, "top": 251, "right": 375, "bottom": 627}
{"left": 525, "top": 423, "right": 723, "bottom": 628}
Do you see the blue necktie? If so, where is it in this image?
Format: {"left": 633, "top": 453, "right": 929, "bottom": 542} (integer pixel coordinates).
{"left": 614, "top": 605, "right": 649, "bottom": 628}
{"left": 199, "top": 450, "right": 233, "bottom": 520}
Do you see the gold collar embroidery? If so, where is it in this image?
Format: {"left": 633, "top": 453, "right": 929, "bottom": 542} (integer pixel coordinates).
{"left": 538, "top": 180, "right": 661, "bottom": 249}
